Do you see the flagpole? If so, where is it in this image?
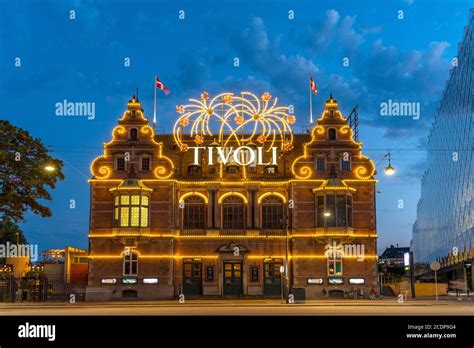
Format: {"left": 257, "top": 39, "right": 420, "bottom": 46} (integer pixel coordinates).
{"left": 153, "top": 75, "right": 157, "bottom": 131}
{"left": 309, "top": 79, "right": 313, "bottom": 132}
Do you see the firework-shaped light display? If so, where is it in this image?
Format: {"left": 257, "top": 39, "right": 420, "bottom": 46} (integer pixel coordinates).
{"left": 173, "top": 92, "right": 295, "bottom": 153}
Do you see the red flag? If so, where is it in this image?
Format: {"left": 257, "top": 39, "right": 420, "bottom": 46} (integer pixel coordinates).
{"left": 309, "top": 74, "right": 318, "bottom": 95}
{"left": 155, "top": 76, "right": 170, "bottom": 95}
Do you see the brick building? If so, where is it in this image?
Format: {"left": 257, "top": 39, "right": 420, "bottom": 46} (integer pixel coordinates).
{"left": 86, "top": 92, "right": 378, "bottom": 300}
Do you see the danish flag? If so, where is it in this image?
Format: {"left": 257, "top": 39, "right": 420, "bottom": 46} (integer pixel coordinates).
{"left": 309, "top": 74, "right": 318, "bottom": 95}
{"left": 155, "top": 76, "right": 170, "bottom": 95}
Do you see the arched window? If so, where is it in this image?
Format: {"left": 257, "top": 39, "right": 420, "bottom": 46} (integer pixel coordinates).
{"left": 123, "top": 251, "right": 138, "bottom": 276}
{"left": 130, "top": 128, "right": 138, "bottom": 141}
{"left": 183, "top": 196, "right": 205, "bottom": 229}
{"left": 222, "top": 195, "right": 244, "bottom": 230}
{"left": 328, "top": 128, "right": 336, "bottom": 141}
{"left": 261, "top": 196, "right": 284, "bottom": 229}
{"left": 114, "top": 194, "right": 149, "bottom": 227}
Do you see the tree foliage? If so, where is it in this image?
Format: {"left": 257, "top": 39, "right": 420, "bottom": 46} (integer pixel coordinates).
{"left": 0, "top": 120, "right": 64, "bottom": 223}
{"left": 0, "top": 221, "right": 27, "bottom": 244}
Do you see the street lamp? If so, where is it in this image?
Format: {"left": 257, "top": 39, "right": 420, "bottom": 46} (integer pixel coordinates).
{"left": 323, "top": 211, "right": 331, "bottom": 217}
{"left": 44, "top": 165, "right": 56, "bottom": 172}
{"left": 384, "top": 151, "right": 395, "bottom": 176}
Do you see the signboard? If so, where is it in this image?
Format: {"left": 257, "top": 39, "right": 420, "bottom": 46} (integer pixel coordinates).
{"left": 307, "top": 278, "right": 323, "bottom": 284}
{"left": 349, "top": 278, "right": 365, "bottom": 284}
{"left": 403, "top": 252, "right": 410, "bottom": 266}
{"left": 101, "top": 278, "right": 117, "bottom": 284}
{"left": 429, "top": 261, "right": 441, "bottom": 271}
{"left": 328, "top": 278, "right": 344, "bottom": 285}
{"left": 143, "top": 278, "right": 159, "bottom": 284}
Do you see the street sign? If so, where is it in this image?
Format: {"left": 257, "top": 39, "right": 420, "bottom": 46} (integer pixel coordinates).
{"left": 430, "top": 261, "right": 441, "bottom": 271}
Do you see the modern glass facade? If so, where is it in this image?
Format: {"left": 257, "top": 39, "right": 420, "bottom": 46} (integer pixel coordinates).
{"left": 412, "top": 9, "right": 473, "bottom": 266}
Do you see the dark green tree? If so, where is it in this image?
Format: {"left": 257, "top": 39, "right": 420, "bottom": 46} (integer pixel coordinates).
{"left": 0, "top": 221, "right": 27, "bottom": 244}
{"left": 0, "top": 120, "right": 64, "bottom": 223}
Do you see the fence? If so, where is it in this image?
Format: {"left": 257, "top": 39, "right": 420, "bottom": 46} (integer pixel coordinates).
{"left": 0, "top": 274, "right": 87, "bottom": 303}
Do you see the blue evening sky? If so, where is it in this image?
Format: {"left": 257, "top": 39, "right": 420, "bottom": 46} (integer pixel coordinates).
{"left": 1, "top": 0, "right": 471, "bottom": 253}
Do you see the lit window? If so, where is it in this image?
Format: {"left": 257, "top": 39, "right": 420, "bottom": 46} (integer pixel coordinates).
{"left": 327, "top": 251, "right": 342, "bottom": 276}
{"left": 114, "top": 194, "right": 149, "bottom": 227}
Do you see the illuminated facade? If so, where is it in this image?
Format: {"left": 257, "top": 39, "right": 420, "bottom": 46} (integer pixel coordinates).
{"left": 86, "top": 92, "right": 378, "bottom": 300}
{"left": 412, "top": 9, "right": 473, "bottom": 287}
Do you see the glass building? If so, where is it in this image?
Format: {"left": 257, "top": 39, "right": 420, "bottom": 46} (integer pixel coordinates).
{"left": 412, "top": 9, "right": 473, "bottom": 284}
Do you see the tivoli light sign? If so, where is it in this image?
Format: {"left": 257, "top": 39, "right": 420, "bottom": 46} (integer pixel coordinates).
{"left": 190, "top": 146, "right": 278, "bottom": 166}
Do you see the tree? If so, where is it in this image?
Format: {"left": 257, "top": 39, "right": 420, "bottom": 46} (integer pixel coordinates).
{"left": 0, "top": 120, "right": 64, "bottom": 223}
{"left": 0, "top": 221, "right": 27, "bottom": 244}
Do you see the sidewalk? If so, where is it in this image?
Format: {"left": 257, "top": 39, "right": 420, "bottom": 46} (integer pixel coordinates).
{"left": 0, "top": 297, "right": 469, "bottom": 308}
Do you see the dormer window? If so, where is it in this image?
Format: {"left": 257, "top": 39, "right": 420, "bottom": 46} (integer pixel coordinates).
{"left": 328, "top": 128, "right": 336, "bottom": 141}
{"left": 116, "top": 157, "right": 125, "bottom": 171}
{"left": 141, "top": 156, "right": 150, "bottom": 171}
{"left": 316, "top": 157, "right": 325, "bottom": 172}
{"left": 130, "top": 128, "right": 138, "bottom": 141}
{"left": 341, "top": 157, "right": 350, "bottom": 172}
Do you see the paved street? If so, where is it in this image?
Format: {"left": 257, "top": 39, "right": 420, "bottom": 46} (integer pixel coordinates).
{"left": 0, "top": 298, "right": 473, "bottom": 316}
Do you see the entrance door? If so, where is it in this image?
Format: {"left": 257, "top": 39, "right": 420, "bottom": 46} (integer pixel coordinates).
{"left": 223, "top": 261, "right": 243, "bottom": 295}
{"left": 264, "top": 259, "right": 282, "bottom": 296}
{"left": 183, "top": 260, "right": 202, "bottom": 295}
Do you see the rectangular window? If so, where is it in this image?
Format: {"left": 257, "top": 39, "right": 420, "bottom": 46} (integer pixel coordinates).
{"left": 116, "top": 158, "right": 125, "bottom": 171}
{"left": 342, "top": 158, "right": 350, "bottom": 172}
{"left": 316, "top": 157, "right": 325, "bottom": 172}
{"left": 117, "top": 195, "right": 149, "bottom": 228}
{"left": 140, "top": 207, "right": 148, "bottom": 227}
{"left": 120, "top": 207, "right": 129, "bottom": 227}
{"left": 336, "top": 195, "right": 347, "bottom": 227}
{"left": 141, "top": 157, "right": 150, "bottom": 171}
{"left": 326, "top": 195, "right": 336, "bottom": 227}
{"left": 316, "top": 196, "right": 324, "bottom": 227}
{"left": 328, "top": 257, "right": 343, "bottom": 276}
{"left": 347, "top": 196, "right": 353, "bottom": 227}
{"left": 130, "top": 207, "right": 140, "bottom": 226}
{"left": 121, "top": 196, "right": 130, "bottom": 205}
{"left": 131, "top": 195, "right": 140, "bottom": 205}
